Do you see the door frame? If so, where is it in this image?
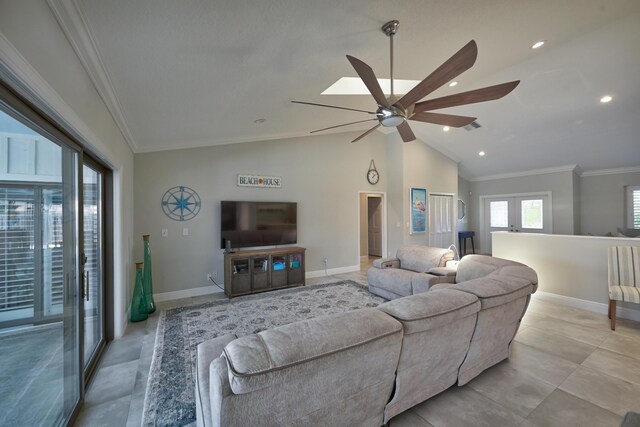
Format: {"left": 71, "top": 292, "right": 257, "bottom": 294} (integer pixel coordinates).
{"left": 357, "top": 191, "right": 388, "bottom": 264}
{"left": 0, "top": 77, "right": 112, "bottom": 426}
{"left": 479, "top": 191, "right": 553, "bottom": 254}
{"left": 80, "top": 154, "right": 107, "bottom": 387}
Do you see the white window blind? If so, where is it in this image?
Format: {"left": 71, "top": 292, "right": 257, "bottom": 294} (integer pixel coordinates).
{"left": 626, "top": 185, "right": 640, "bottom": 229}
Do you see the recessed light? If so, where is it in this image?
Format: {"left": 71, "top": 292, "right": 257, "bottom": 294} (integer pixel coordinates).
{"left": 254, "top": 118, "right": 266, "bottom": 124}
{"left": 443, "top": 126, "right": 450, "bottom": 132}
{"left": 600, "top": 95, "right": 613, "bottom": 103}
{"left": 448, "top": 81, "right": 458, "bottom": 87}
{"left": 531, "top": 40, "right": 545, "bottom": 49}
{"left": 478, "top": 151, "right": 486, "bottom": 157}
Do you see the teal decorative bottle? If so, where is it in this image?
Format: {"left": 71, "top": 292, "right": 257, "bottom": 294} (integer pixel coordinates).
{"left": 142, "top": 234, "right": 156, "bottom": 314}
{"left": 130, "top": 262, "right": 148, "bottom": 322}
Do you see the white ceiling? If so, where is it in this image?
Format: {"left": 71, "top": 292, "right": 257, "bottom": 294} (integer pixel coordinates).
{"left": 53, "top": 0, "right": 640, "bottom": 179}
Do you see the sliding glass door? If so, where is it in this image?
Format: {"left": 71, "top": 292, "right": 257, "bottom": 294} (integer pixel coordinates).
{"left": 0, "top": 99, "right": 81, "bottom": 425}
{"left": 82, "top": 161, "right": 104, "bottom": 374}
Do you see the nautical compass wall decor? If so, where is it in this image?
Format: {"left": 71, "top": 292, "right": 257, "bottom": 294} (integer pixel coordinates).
{"left": 161, "top": 185, "right": 201, "bottom": 221}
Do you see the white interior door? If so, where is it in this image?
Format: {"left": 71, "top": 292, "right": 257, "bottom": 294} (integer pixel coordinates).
{"left": 483, "top": 194, "right": 552, "bottom": 254}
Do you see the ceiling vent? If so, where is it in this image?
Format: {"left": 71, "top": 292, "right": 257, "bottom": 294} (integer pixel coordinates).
{"left": 464, "top": 121, "right": 482, "bottom": 131}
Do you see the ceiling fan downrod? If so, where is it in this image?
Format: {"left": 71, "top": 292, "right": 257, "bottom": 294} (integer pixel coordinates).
{"left": 382, "top": 20, "right": 399, "bottom": 98}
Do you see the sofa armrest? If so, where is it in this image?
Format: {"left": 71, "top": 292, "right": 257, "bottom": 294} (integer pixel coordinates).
{"left": 427, "top": 266, "right": 457, "bottom": 277}
{"left": 196, "top": 334, "right": 237, "bottom": 427}
{"left": 372, "top": 257, "right": 400, "bottom": 269}
{"left": 412, "top": 273, "right": 456, "bottom": 294}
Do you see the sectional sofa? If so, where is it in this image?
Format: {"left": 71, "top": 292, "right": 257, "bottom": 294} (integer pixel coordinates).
{"left": 195, "top": 254, "right": 538, "bottom": 427}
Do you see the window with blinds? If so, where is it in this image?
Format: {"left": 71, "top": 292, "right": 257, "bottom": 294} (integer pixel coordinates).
{"left": 627, "top": 185, "right": 640, "bottom": 229}
{"left": 0, "top": 185, "right": 64, "bottom": 325}
{"left": 0, "top": 188, "right": 35, "bottom": 315}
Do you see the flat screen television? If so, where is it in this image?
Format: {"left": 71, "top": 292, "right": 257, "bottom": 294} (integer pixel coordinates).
{"left": 221, "top": 201, "right": 297, "bottom": 249}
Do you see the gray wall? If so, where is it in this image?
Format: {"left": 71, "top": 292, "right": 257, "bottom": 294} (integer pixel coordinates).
{"left": 134, "top": 131, "right": 391, "bottom": 294}
{"left": 400, "top": 135, "right": 459, "bottom": 246}
{"left": 469, "top": 170, "right": 577, "bottom": 251}
{"left": 467, "top": 168, "right": 640, "bottom": 252}
{"left": 580, "top": 171, "right": 640, "bottom": 235}
{"left": 134, "top": 130, "right": 460, "bottom": 295}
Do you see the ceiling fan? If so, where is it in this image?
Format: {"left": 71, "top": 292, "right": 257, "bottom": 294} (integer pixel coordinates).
{"left": 292, "top": 20, "right": 520, "bottom": 143}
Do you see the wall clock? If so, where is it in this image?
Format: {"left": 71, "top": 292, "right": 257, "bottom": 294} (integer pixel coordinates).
{"left": 161, "top": 185, "right": 201, "bottom": 221}
{"left": 367, "top": 159, "right": 379, "bottom": 185}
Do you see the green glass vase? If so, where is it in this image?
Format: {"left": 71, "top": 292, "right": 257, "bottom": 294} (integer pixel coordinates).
{"left": 130, "top": 262, "right": 148, "bottom": 322}
{"left": 142, "top": 235, "right": 156, "bottom": 314}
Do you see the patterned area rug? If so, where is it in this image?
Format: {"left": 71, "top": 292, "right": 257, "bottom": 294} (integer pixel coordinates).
{"left": 142, "top": 280, "right": 386, "bottom": 427}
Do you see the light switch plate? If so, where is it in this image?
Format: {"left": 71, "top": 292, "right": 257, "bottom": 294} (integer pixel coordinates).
{"left": 161, "top": 229, "right": 168, "bottom": 237}
{"left": 182, "top": 227, "right": 189, "bottom": 236}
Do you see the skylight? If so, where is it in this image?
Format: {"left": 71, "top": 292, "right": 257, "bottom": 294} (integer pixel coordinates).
{"left": 322, "top": 77, "right": 421, "bottom": 95}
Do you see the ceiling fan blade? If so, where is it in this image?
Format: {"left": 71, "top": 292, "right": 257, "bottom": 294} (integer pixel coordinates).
{"left": 414, "top": 80, "right": 520, "bottom": 112}
{"left": 395, "top": 40, "right": 478, "bottom": 110}
{"left": 396, "top": 122, "right": 416, "bottom": 142}
{"left": 346, "top": 55, "right": 390, "bottom": 108}
{"left": 352, "top": 123, "right": 382, "bottom": 143}
{"left": 409, "top": 112, "right": 477, "bottom": 127}
{"left": 310, "top": 118, "right": 379, "bottom": 134}
{"left": 291, "top": 100, "right": 376, "bottom": 114}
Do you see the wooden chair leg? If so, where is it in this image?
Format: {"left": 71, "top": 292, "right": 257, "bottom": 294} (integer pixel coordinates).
{"left": 608, "top": 299, "right": 611, "bottom": 319}
{"left": 610, "top": 299, "right": 616, "bottom": 331}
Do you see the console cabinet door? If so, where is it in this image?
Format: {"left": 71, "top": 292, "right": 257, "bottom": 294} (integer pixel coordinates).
{"left": 252, "top": 256, "right": 270, "bottom": 291}
{"left": 288, "top": 253, "right": 304, "bottom": 284}
{"left": 231, "top": 258, "right": 251, "bottom": 295}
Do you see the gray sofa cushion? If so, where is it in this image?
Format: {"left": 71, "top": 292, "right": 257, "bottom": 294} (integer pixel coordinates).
{"left": 427, "top": 266, "right": 457, "bottom": 276}
{"left": 455, "top": 254, "right": 526, "bottom": 284}
{"left": 223, "top": 308, "right": 402, "bottom": 395}
{"left": 195, "top": 334, "right": 237, "bottom": 427}
{"left": 377, "top": 288, "right": 480, "bottom": 422}
{"left": 449, "top": 276, "right": 534, "bottom": 309}
{"left": 377, "top": 289, "right": 480, "bottom": 334}
{"left": 367, "top": 267, "right": 415, "bottom": 297}
{"left": 396, "top": 245, "right": 451, "bottom": 273}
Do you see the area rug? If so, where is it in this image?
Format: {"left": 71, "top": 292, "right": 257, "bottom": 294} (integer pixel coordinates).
{"left": 142, "top": 280, "right": 386, "bottom": 427}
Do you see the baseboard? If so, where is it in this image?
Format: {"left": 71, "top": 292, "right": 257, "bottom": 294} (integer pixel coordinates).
{"left": 154, "top": 285, "right": 225, "bottom": 302}
{"left": 533, "top": 291, "right": 640, "bottom": 322}
{"left": 153, "top": 264, "right": 359, "bottom": 302}
{"left": 306, "top": 264, "right": 360, "bottom": 279}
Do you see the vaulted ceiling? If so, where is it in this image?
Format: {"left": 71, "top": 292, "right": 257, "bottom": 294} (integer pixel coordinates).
{"left": 50, "top": 0, "right": 640, "bottom": 179}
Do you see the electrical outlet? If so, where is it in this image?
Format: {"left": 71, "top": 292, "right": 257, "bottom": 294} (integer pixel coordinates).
{"left": 212, "top": 271, "right": 218, "bottom": 279}
{"left": 323, "top": 258, "right": 328, "bottom": 264}
{"left": 207, "top": 273, "right": 213, "bottom": 281}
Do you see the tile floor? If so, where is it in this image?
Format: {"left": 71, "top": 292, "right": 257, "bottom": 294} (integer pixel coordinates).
{"left": 75, "top": 258, "right": 640, "bottom": 426}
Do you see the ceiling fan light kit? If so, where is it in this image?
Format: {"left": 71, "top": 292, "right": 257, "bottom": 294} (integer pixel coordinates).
{"left": 292, "top": 20, "right": 520, "bottom": 143}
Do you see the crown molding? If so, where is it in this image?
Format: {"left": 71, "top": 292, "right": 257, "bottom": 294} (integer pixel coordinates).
{"left": 580, "top": 166, "right": 640, "bottom": 177}
{"left": 0, "top": 31, "right": 118, "bottom": 166}
{"left": 133, "top": 128, "right": 384, "bottom": 153}
{"left": 470, "top": 165, "right": 579, "bottom": 182}
{"left": 47, "top": 0, "right": 138, "bottom": 152}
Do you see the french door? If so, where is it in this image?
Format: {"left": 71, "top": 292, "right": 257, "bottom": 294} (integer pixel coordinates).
{"left": 0, "top": 84, "right": 106, "bottom": 426}
{"left": 482, "top": 193, "right": 552, "bottom": 254}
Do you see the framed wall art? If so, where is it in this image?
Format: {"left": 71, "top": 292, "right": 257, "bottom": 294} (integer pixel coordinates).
{"left": 410, "top": 187, "right": 427, "bottom": 234}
